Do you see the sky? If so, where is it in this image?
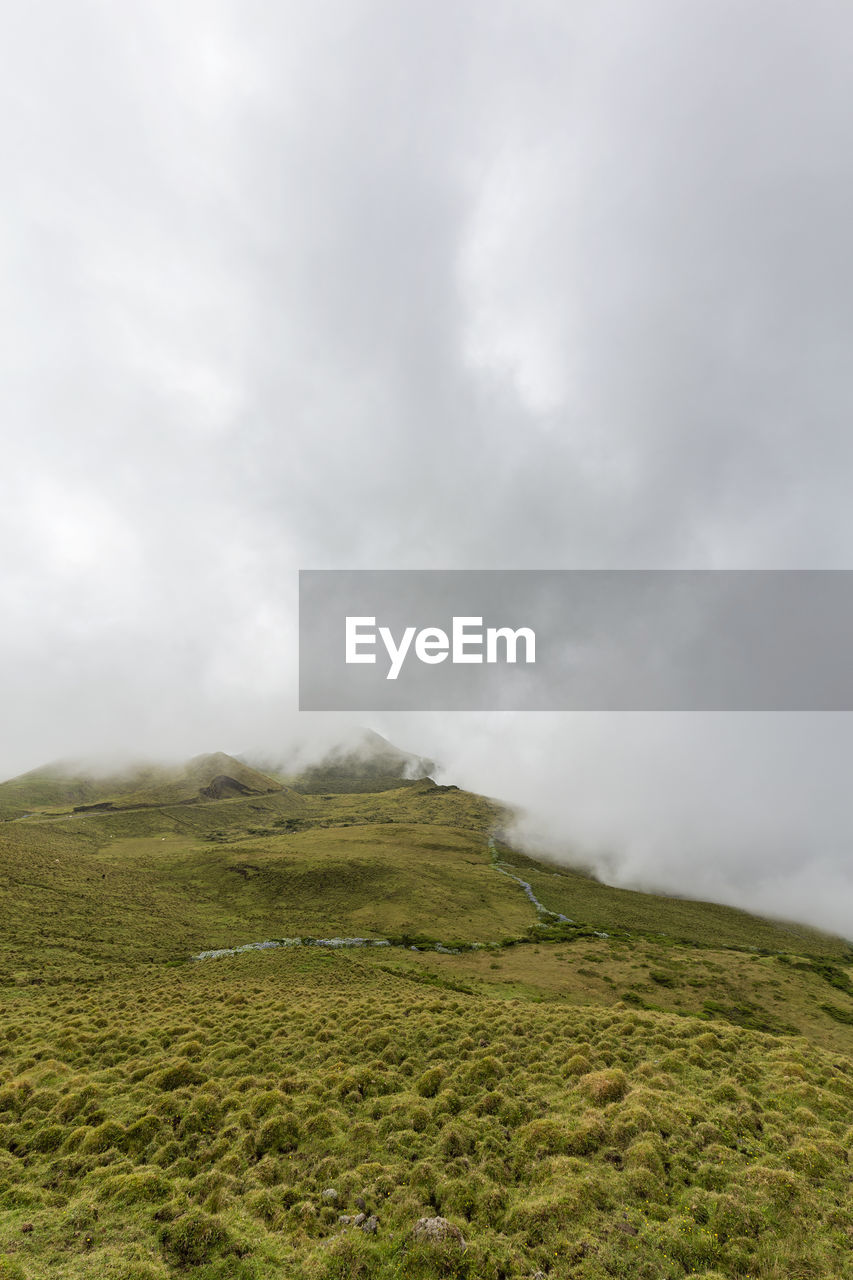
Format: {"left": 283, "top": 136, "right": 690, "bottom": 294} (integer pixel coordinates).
{"left": 3, "top": 0, "right": 853, "bottom": 935}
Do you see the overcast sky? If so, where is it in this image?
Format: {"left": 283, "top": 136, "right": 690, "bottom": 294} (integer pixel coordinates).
{"left": 3, "top": 1, "right": 853, "bottom": 935}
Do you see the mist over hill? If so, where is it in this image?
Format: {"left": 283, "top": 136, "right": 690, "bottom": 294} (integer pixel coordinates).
{"left": 244, "top": 728, "right": 436, "bottom": 794}
{"left": 1, "top": 734, "right": 852, "bottom": 1277}
{"left": 0, "top": 751, "right": 284, "bottom": 820}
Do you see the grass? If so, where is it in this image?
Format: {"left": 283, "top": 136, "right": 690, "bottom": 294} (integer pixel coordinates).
{"left": 0, "top": 752, "right": 852, "bottom": 1276}
{"left": 494, "top": 844, "right": 851, "bottom": 958}
{"left": 0, "top": 785, "right": 525, "bottom": 980}
{"left": 371, "top": 937, "right": 853, "bottom": 1056}
{"left": 0, "top": 755, "right": 283, "bottom": 819}
{"left": 1, "top": 948, "right": 852, "bottom": 1278}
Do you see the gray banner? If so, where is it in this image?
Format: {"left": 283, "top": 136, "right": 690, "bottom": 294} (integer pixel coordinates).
{"left": 298, "top": 570, "right": 853, "bottom": 710}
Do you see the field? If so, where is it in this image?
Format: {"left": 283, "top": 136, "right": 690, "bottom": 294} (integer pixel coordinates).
{"left": 0, "top": 751, "right": 852, "bottom": 1278}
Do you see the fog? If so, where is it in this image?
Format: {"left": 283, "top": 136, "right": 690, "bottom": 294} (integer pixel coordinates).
{"left": 2, "top": 1, "right": 853, "bottom": 936}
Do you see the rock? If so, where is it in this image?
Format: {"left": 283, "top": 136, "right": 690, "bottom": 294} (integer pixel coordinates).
{"left": 355, "top": 1195, "right": 368, "bottom": 1212}
{"left": 338, "top": 1211, "right": 378, "bottom": 1234}
{"left": 615, "top": 1219, "right": 638, "bottom": 1236}
{"left": 412, "top": 1216, "right": 466, "bottom": 1247}
{"left": 321, "top": 1188, "right": 338, "bottom": 1203}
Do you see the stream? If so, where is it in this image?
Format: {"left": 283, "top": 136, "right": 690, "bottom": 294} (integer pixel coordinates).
{"left": 191, "top": 837, "right": 574, "bottom": 960}
{"left": 488, "top": 838, "right": 572, "bottom": 923}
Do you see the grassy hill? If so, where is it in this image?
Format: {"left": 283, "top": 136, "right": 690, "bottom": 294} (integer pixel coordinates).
{"left": 0, "top": 754, "right": 283, "bottom": 821}
{"left": 251, "top": 728, "right": 437, "bottom": 794}
{"left": 0, "top": 745, "right": 852, "bottom": 1279}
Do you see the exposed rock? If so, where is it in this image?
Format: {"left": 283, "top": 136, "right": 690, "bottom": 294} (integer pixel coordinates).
{"left": 199, "top": 774, "right": 256, "bottom": 800}
{"left": 321, "top": 1188, "right": 338, "bottom": 1203}
{"left": 412, "top": 1216, "right": 466, "bottom": 1247}
{"left": 336, "top": 1210, "right": 378, "bottom": 1234}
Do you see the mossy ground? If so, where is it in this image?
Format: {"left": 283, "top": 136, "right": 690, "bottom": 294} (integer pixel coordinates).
{"left": 0, "top": 766, "right": 852, "bottom": 1276}
{"left": 1, "top": 949, "right": 852, "bottom": 1278}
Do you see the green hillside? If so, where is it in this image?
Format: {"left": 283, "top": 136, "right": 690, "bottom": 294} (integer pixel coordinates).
{"left": 0, "top": 745, "right": 851, "bottom": 1279}
{"left": 0, "top": 754, "right": 283, "bottom": 821}
{"left": 252, "top": 728, "right": 437, "bottom": 794}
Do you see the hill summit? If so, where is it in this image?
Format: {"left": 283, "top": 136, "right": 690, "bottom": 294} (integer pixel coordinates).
{"left": 0, "top": 750, "right": 282, "bottom": 818}
{"left": 245, "top": 727, "right": 436, "bottom": 794}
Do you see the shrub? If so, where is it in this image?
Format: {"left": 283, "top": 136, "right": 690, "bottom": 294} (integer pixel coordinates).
{"left": 246, "top": 1186, "right": 280, "bottom": 1224}
{"left": 710, "top": 1193, "right": 763, "bottom": 1241}
{"left": 565, "top": 1114, "right": 607, "bottom": 1155}
{"left": 440, "top": 1175, "right": 483, "bottom": 1219}
{"left": 438, "top": 1122, "right": 474, "bottom": 1158}
{"left": 784, "top": 1142, "right": 834, "bottom": 1179}
{"left": 98, "top": 1169, "right": 172, "bottom": 1205}
{"left": 579, "top": 1069, "right": 629, "bottom": 1104}
{"left": 62, "top": 1199, "right": 99, "bottom": 1231}
{"left": 625, "top": 1165, "right": 665, "bottom": 1200}
{"left": 250, "top": 1089, "right": 287, "bottom": 1119}
{"left": 564, "top": 1053, "right": 592, "bottom": 1076}
{"left": 409, "top": 1104, "right": 431, "bottom": 1132}
{"left": 506, "top": 1190, "right": 585, "bottom": 1244}
{"left": 745, "top": 1165, "right": 805, "bottom": 1206}
{"left": 307, "top": 1229, "right": 377, "bottom": 1279}
{"left": 154, "top": 1060, "right": 203, "bottom": 1091}
{"left": 26, "top": 1088, "right": 59, "bottom": 1113}
{"left": 255, "top": 1113, "right": 300, "bottom": 1155}
{"left": 466, "top": 1055, "right": 503, "bottom": 1085}
{"left": 81, "top": 1121, "right": 125, "bottom": 1153}
{"left": 405, "top": 1236, "right": 475, "bottom": 1279}
{"left": 303, "top": 1109, "right": 336, "bottom": 1139}
{"left": 432, "top": 1088, "right": 462, "bottom": 1116}
{"left": 29, "top": 1123, "right": 64, "bottom": 1153}
{"left": 159, "top": 1208, "right": 231, "bottom": 1266}
{"left": 691, "top": 1121, "right": 723, "bottom": 1149}
{"left": 122, "top": 1115, "right": 163, "bottom": 1153}
{"left": 410, "top": 1160, "right": 439, "bottom": 1197}
{"left": 517, "top": 1118, "right": 567, "bottom": 1158}
{"left": 626, "top": 1137, "right": 666, "bottom": 1179}
{"left": 416, "top": 1066, "right": 445, "bottom": 1098}
{"left": 62, "top": 1125, "right": 92, "bottom": 1152}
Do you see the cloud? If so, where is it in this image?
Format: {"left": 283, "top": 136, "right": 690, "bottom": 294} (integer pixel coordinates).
{"left": 2, "top": 1, "right": 853, "bottom": 933}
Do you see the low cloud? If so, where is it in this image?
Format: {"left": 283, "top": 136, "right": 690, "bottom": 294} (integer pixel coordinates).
{"left": 3, "top": 2, "right": 853, "bottom": 936}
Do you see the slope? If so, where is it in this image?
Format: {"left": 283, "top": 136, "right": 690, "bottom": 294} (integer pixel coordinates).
{"left": 0, "top": 752, "right": 284, "bottom": 818}
{"left": 1, "top": 749, "right": 853, "bottom": 1279}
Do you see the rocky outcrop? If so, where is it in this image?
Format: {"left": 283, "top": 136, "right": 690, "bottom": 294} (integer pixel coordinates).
{"left": 412, "top": 1216, "right": 466, "bottom": 1247}
{"left": 199, "top": 775, "right": 255, "bottom": 800}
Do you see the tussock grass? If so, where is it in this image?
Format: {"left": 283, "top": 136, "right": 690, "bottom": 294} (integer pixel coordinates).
{"left": 0, "top": 949, "right": 852, "bottom": 1277}
{"left": 1, "top": 762, "right": 852, "bottom": 1276}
